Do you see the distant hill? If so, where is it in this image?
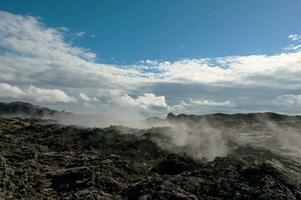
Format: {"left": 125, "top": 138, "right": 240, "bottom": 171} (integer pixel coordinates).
{"left": 0, "top": 101, "right": 72, "bottom": 118}
{"left": 165, "top": 112, "right": 301, "bottom": 128}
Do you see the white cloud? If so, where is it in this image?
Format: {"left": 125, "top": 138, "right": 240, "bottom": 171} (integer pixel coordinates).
{"left": 286, "top": 34, "right": 301, "bottom": 52}
{"left": 0, "top": 11, "right": 96, "bottom": 61}
{"left": 0, "top": 82, "right": 76, "bottom": 103}
{"left": 168, "top": 98, "right": 235, "bottom": 112}
{"left": 1, "top": 10, "right": 301, "bottom": 91}
{"left": 285, "top": 44, "right": 301, "bottom": 52}
{"left": 78, "top": 92, "right": 99, "bottom": 103}
{"left": 0, "top": 83, "right": 25, "bottom": 97}
{"left": 288, "top": 34, "right": 301, "bottom": 41}
{"left": 273, "top": 94, "right": 301, "bottom": 107}
{"left": 189, "top": 99, "right": 235, "bottom": 107}
{"left": 121, "top": 93, "right": 167, "bottom": 109}
{"left": 0, "top": 11, "right": 146, "bottom": 91}
{"left": 79, "top": 92, "right": 92, "bottom": 102}
{"left": 76, "top": 31, "right": 85, "bottom": 37}
{"left": 1, "top": 11, "right": 301, "bottom": 114}
{"left": 92, "top": 97, "right": 99, "bottom": 102}
{"left": 27, "top": 85, "right": 77, "bottom": 103}
{"left": 148, "top": 52, "right": 301, "bottom": 88}
{"left": 168, "top": 101, "right": 189, "bottom": 112}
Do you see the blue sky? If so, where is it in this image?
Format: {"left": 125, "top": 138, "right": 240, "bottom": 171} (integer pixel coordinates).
{"left": 1, "top": 1, "right": 301, "bottom": 124}
{"left": 1, "top": 0, "right": 301, "bottom": 64}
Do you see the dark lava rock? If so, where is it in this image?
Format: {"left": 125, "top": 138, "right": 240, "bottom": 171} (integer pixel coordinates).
{"left": 0, "top": 116, "right": 301, "bottom": 199}
{"left": 51, "top": 166, "right": 94, "bottom": 192}
{"left": 152, "top": 154, "right": 201, "bottom": 175}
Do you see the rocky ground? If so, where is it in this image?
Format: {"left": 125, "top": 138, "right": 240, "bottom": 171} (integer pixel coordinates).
{"left": 1, "top": 115, "right": 301, "bottom": 199}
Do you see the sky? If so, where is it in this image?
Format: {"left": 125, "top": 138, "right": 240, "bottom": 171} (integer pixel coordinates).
{"left": 1, "top": 0, "right": 301, "bottom": 118}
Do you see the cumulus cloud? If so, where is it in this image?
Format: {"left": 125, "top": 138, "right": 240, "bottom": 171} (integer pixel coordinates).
{"left": 1, "top": 10, "right": 301, "bottom": 114}
{"left": 288, "top": 34, "right": 301, "bottom": 41}
{"left": 0, "top": 83, "right": 25, "bottom": 97}
{"left": 79, "top": 93, "right": 92, "bottom": 102}
{"left": 0, "top": 82, "right": 76, "bottom": 103}
{"left": 0, "top": 10, "right": 143, "bottom": 89}
{"left": 92, "top": 97, "right": 99, "bottom": 102}
{"left": 145, "top": 52, "right": 301, "bottom": 88}
{"left": 285, "top": 44, "right": 301, "bottom": 52}
{"left": 0, "top": 11, "right": 96, "bottom": 61}
{"left": 120, "top": 93, "right": 168, "bottom": 109}
{"left": 76, "top": 31, "right": 85, "bottom": 37}
{"left": 189, "top": 99, "right": 235, "bottom": 107}
{"left": 79, "top": 92, "right": 99, "bottom": 103}
{"left": 273, "top": 94, "right": 301, "bottom": 107}
{"left": 286, "top": 34, "right": 301, "bottom": 52}
{"left": 168, "top": 98, "right": 235, "bottom": 112}
{"left": 26, "top": 85, "right": 77, "bottom": 103}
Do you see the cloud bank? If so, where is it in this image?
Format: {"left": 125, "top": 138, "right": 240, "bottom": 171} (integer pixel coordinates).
{"left": 273, "top": 94, "right": 301, "bottom": 107}
{"left": 1, "top": 10, "right": 301, "bottom": 116}
{"left": 0, "top": 82, "right": 76, "bottom": 103}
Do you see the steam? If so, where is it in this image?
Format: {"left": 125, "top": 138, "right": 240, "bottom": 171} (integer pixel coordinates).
{"left": 55, "top": 91, "right": 169, "bottom": 129}
{"left": 234, "top": 119, "right": 301, "bottom": 161}
{"left": 215, "top": 114, "right": 301, "bottom": 161}
{"left": 55, "top": 106, "right": 229, "bottom": 161}
{"left": 140, "top": 113, "right": 301, "bottom": 162}
{"left": 11, "top": 100, "right": 301, "bottom": 161}
{"left": 52, "top": 107, "right": 301, "bottom": 162}
{"left": 151, "top": 120, "right": 228, "bottom": 161}
{"left": 56, "top": 104, "right": 150, "bottom": 129}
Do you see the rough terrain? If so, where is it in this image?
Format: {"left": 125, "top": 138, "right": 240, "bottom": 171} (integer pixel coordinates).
{"left": 0, "top": 102, "right": 301, "bottom": 199}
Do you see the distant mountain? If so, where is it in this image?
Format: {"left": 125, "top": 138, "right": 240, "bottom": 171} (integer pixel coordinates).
{"left": 165, "top": 112, "right": 301, "bottom": 128}
{"left": 166, "top": 111, "right": 300, "bottom": 121}
{"left": 0, "top": 101, "right": 72, "bottom": 118}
